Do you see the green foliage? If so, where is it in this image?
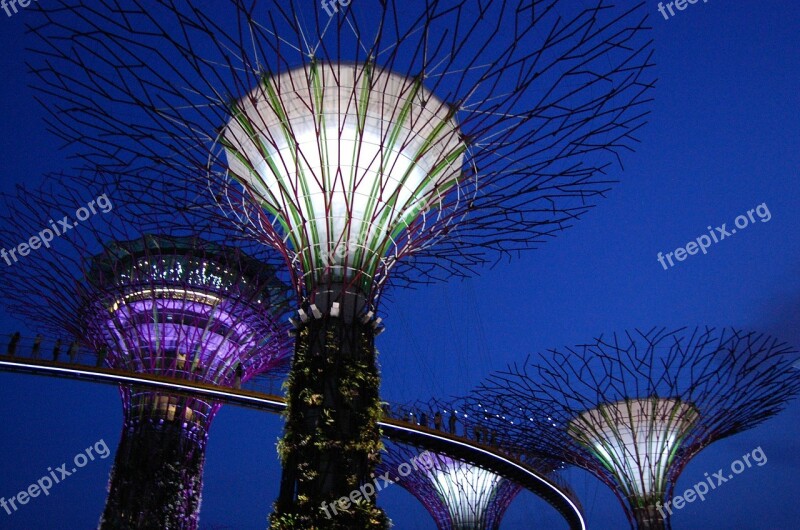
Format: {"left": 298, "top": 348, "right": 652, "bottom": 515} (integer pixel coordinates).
{"left": 270, "top": 320, "right": 390, "bottom": 529}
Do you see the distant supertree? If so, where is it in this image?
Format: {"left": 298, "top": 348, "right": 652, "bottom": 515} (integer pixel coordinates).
{"left": 470, "top": 327, "right": 800, "bottom": 530}
{"left": 379, "top": 442, "right": 522, "bottom": 530}
{"left": 88, "top": 235, "right": 290, "bottom": 528}
{"left": 0, "top": 178, "right": 292, "bottom": 529}
{"left": 28, "top": 1, "right": 654, "bottom": 526}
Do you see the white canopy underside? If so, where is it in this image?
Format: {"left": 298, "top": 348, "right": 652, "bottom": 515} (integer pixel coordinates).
{"left": 223, "top": 62, "right": 465, "bottom": 288}
{"left": 427, "top": 454, "right": 504, "bottom": 528}
{"left": 569, "top": 398, "right": 699, "bottom": 499}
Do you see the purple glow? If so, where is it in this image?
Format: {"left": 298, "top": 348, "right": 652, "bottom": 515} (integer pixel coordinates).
{"left": 86, "top": 282, "right": 286, "bottom": 386}
{"left": 382, "top": 447, "right": 522, "bottom": 530}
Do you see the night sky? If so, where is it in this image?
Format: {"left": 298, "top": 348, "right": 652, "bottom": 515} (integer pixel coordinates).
{"left": 1, "top": 2, "right": 799, "bottom": 529}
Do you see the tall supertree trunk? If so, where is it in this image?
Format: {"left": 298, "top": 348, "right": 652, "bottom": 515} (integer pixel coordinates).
{"left": 633, "top": 504, "right": 667, "bottom": 530}
{"left": 100, "top": 390, "right": 213, "bottom": 530}
{"left": 272, "top": 317, "right": 388, "bottom": 529}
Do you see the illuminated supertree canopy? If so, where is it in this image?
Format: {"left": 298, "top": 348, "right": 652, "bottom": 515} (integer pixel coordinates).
{"left": 380, "top": 442, "right": 522, "bottom": 530}
{"left": 28, "top": 1, "right": 655, "bottom": 527}
{"left": 223, "top": 63, "right": 466, "bottom": 297}
{"left": 0, "top": 178, "right": 292, "bottom": 529}
{"left": 84, "top": 234, "right": 288, "bottom": 388}
{"left": 469, "top": 327, "right": 800, "bottom": 530}
{"left": 29, "top": 0, "right": 655, "bottom": 303}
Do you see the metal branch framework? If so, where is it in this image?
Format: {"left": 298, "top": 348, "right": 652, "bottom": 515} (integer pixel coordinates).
{"left": 0, "top": 178, "right": 293, "bottom": 529}
{"left": 27, "top": 0, "right": 655, "bottom": 306}
{"left": 393, "top": 397, "right": 526, "bottom": 456}
{"left": 390, "top": 397, "right": 584, "bottom": 517}
{"left": 469, "top": 327, "right": 800, "bottom": 530}
{"left": 379, "top": 442, "right": 522, "bottom": 530}
{"left": 24, "top": 1, "right": 654, "bottom": 527}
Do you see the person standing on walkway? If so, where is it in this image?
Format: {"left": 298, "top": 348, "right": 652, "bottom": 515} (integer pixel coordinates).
{"left": 433, "top": 411, "right": 443, "bottom": 431}
{"left": 234, "top": 362, "right": 243, "bottom": 389}
{"left": 96, "top": 345, "right": 107, "bottom": 367}
{"left": 31, "top": 334, "right": 43, "bottom": 359}
{"left": 473, "top": 425, "right": 483, "bottom": 443}
{"left": 7, "top": 332, "right": 20, "bottom": 357}
{"left": 68, "top": 341, "right": 80, "bottom": 363}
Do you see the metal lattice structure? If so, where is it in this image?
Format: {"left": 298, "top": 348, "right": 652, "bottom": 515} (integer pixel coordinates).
{"left": 392, "top": 397, "right": 525, "bottom": 456}
{"left": 28, "top": 0, "right": 655, "bottom": 307}
{"left": 379, "top": 442, "right": 522, "bottom": 530}
{"left": 469, "top": 327, "right": 800, "bottom": 530}
{"left": 26, "top": 1, "right": 655, "bottom": 526}
{"left": 0, "top": 179, "right": 293, "bottom": 529}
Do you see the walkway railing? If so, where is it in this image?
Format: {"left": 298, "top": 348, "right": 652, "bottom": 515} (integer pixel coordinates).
{"left": 0, "top": 333, "right": 586, "bottom": 530}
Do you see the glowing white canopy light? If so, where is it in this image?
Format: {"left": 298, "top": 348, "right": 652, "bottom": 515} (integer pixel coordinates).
{"left": 568, "top": 398, "right": 699, "bottom": 501}
{"left": 223, "top": 62, "right": 466, "bottom": 293}
{"left": 426, "top": 454, "right": 505, "bottom": 529}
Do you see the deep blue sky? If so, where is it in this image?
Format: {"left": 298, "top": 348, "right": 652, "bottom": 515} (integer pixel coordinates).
{"left": 1, "top": 1, "right": 799, "bottom": 529}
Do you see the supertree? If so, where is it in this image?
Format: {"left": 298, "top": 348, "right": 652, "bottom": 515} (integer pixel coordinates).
{"left": 469, "top": 327, "right": 800, "bottom": 530}
{"left": 0, "top": 177, "right": 293, "bottom": 529}
{"left": 379, "top": 441, "right": 523, "bottom": 530}
{"left": 27, "top": 1, "right": 655, "bottom": 526}
{"left": 385, "top": 398, "right": 584, "bottom": 527}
